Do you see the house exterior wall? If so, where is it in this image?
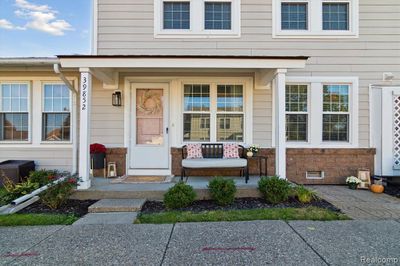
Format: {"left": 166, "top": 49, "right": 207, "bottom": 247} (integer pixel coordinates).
{"left": 0, "top": 70, "right": 77, "bottom": 172}
{"left": 96, "top": 0, "right": 400, "bottom": 148}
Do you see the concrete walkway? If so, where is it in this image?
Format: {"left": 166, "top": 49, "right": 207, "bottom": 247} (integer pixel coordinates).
{"left": 311, "top": 185, "right": 400, "bottom": 220}
{"left": 1, "top": 220, "right": 399, "bottom": 265}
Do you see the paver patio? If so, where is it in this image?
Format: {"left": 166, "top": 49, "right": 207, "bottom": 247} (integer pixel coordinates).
{"left": 1, "top": 220, "right": 399, "bottom": 265}
{"left": 311, "top": 185, "right": 400, "bottom": 220}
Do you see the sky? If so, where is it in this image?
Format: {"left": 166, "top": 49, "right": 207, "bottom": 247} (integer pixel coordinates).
{"left": 0, "top": 0, "right": 91, "bottom": 57}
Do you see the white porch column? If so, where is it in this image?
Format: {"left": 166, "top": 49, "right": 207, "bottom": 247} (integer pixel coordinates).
{"left": 274, "top": 69, "right": 287, "bottom": 179}
{"left": 78, "top": 69, "right": 92, "bottom": 189}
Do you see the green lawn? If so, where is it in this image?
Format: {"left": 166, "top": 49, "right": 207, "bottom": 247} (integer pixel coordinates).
{"left": 0, "top": 214, "right": 78, "bottom": 226}
{"left": 135, "top": 207, "right": 349, "bottom": 224}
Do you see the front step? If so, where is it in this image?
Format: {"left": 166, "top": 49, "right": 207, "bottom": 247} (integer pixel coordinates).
{"left": 88, "top": 199, "right": 146, "bottom": 213}
{"left": 73, "top": 212, "right": 138, "bottom": 225}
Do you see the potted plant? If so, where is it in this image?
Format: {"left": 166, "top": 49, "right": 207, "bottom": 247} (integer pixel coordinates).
{"left": 346, "top": 176, "right": 362, "bottom": 190}
{"left": 90, "top": 143, "right": 107, "bottom": 169}
{"left": 247, "top": 144, "right": 260, "bottom": 158}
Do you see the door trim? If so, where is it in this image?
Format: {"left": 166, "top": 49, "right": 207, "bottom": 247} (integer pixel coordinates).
{"left": 128, "top": 82, "right": 170, "bottom": 173}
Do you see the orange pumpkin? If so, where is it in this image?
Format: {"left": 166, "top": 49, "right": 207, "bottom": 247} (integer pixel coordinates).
{"left": 370, "top": 184, "right": 384, "bottom": 193}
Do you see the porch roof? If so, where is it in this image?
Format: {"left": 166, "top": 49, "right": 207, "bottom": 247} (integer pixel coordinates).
{"left": 57, "top": 55, "right": 308, "bottom": 69}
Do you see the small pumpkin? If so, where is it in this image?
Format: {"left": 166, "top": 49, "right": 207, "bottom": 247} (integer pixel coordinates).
{"left": 370, "top": 184, "right": 384, "bottom": 193}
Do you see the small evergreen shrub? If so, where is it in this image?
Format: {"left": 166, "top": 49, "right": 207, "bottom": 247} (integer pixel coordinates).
{"left": 208, "top": 177, "right": 237, "bottom": 206}
{"left": 258, "top": 176, "right": 291, "bottom": 204}
{"left": 28, "top": 170, "right": 58, "bottom": 186}
{"left": 40, "top": 177, "right": 77, "bottom": 209}
{"left": 295, "top": 185, "right": 316, "bottom": 204}
{"left": 164, "top": 182, "right": 196, "bottom": 209}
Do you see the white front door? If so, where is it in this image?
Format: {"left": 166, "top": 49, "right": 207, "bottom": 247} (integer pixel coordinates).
{"left": 130, "top": 83, "right": 169, "bottom": 172}
{"left": 381, "top": 87, "right": 400, "bottom": 176}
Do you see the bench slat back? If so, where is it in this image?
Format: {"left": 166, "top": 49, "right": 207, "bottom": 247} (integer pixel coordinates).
{"left": 182, "top": 143, "right": 245, "bottom": 159}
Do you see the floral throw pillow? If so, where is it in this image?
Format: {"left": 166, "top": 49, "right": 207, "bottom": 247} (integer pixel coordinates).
{"left": 186, "top": 144, "right": 203, "bottom": 159}
{"left": 223, "top": 143, "right": 240, "bottom": 159}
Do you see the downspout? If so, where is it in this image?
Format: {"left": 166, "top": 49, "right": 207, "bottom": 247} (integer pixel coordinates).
{"left": 54, "top": 64, "right": 79, "bottom": 175}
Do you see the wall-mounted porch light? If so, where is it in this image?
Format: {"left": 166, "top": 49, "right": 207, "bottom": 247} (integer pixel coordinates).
{"left": 112, "top": 91, "right": 122, "bottom": 106}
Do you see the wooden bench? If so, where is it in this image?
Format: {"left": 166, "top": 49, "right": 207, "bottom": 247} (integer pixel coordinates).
{"left": 181, "top": 143, "right": 249, "bottom": 183}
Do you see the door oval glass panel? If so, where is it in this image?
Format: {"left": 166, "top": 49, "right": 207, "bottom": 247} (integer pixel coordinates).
{"left": 136, "top": 89, "right": 164, "bottom": 145}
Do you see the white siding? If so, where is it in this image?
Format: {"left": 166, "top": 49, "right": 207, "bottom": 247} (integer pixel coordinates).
{"left": 96, "top": 0, "right": 400, "bottom": 147}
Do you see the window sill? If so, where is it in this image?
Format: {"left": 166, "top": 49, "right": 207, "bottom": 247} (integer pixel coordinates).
{"left": 273, "top": 32, "right": 358, "bottom": 39}
{"left": 154, "top": 31, "right": 241, "bottom": 39}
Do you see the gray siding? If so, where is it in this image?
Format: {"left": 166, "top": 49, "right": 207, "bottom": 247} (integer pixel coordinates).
{"left": 96, "top": 0, "right": 400, "bottom": 147}
{"left": 0, "top": 147, "right": 73, "bottom": 171}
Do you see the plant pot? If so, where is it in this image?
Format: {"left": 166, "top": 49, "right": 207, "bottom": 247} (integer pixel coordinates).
{"left": 91, "top": 153, "right": 105, "bottom": 169}
{"left": 246, "top": 151, "right": 253, "bottom": 158}
{"left": 348, "top": 183, "right": 358, "bottom": 190}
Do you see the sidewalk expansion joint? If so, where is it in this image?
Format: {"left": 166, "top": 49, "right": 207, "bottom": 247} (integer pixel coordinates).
{"left": 285, "top": 222, "right": 330, "bottom": 266}
{"left": 160, "top": 223, "right": 175, "bottom": 266}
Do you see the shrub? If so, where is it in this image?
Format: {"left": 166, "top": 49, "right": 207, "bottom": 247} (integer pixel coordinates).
{"left": 295, "top": 185, "right": 316, "bottom": 204}
{"left": 3, "top": 176, "right": 40, "bottom": 199}
{"left": 208, "top": 177, "right": 237, "bottom": 206}
{"left": 258, "top": 176, "right": 291, "bottom": 204}
{"left": 28, "top": 170, "right": 58, "bottom": 186}
{"left": 40, "top": 177, "right": 77, "bottom": 210}
{"left": 164, "top": 182, "right": 196, "bottom": 209}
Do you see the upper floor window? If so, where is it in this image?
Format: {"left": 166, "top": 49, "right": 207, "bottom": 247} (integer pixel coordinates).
{"left": 273, "top": 0, "right": 358, "bottom": 38}
{"left": 155, "top": 0, "right": 241, "bottom": 38}
{"left": 0, "top": 83, "right": 29, "bottom": 142}
{"left": 163, "top": 2, "right": 190, "bottom": 29}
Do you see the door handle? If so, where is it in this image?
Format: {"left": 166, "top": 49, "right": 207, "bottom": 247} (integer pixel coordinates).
{"left": 166, "top": 127, "right": 169, "bottom": 134}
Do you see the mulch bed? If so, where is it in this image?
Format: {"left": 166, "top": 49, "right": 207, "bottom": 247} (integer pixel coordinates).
{"left": 19, "top": 199, "right": 97, "bottom": 217}
{"left": 141, "top": 197, "right": 341, "bottom": 214}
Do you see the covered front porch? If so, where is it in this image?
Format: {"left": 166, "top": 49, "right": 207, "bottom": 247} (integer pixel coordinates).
{"left": 57, "top": 55, "right": 308, "bottom": 190}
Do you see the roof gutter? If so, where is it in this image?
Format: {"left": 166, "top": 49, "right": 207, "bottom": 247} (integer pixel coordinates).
{"left": 0, "top": 58, "right": 59, "bottom": 66}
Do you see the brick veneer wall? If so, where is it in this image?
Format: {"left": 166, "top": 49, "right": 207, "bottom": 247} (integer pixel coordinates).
{"left": 92, "top": 148, "right": 127, "bottom": 177}
{"left": 171, "top": 147, "right": 375, "bottom": 184}
{"left": 286, "top": 148, "right": 376, "bottom": 184}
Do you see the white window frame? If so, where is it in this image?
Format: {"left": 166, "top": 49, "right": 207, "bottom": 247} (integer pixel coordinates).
{"left": 285, "top": 83, "right": 311, "bottom": 143}
{"left": 179, "top": 77, "right": 252, "bottom": 144}
{"left": 0, "top": 82, "right": 31, "bottom": 144}
{"left": 41, "top": 83, "right": 73, "bottom": 144}
{"left": 154, "top": 0, "right": 241, "bottom": 38}
{"left": 285, "top": 76, "right": 358, "bottom": 148}
{"left": 272, "top": 0, "right": 358, "bottom": 38}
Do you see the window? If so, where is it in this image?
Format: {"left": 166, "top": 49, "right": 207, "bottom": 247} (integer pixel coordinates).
{"left": 322, "top": 84, "right": 349, "bottom": 141}
{"left": 183, "top": 83, "right": 245, "bottom": 142}
{"left": 323, "top": 3, "right": 349, "bottom": 30}
{"left": 285, "top": 77, "right": 358, "bottom": 147}
{"left": 155, "top": 0, "right": 240, "bottom": 37}
{"left": 281, "top": 3, "right": 308, "bottom": 30}
{"left": 42, "top": 84, "right": 71, "bottom": 141}
{"left": 273, "top": 0, "right": 358, "bottom": 38}
{"left": 205, "top": 2, "right": 231, "bottom": 30}
{"left": 285, "top": 85, "right": 308, "bottom": 141}
{"left": 183, "top": 84, "right": 211, "bottom": 141}
{"left": 163, "top": 2, "right": 190, "bottom": 29}
{"left": 0, "top": 83, "right": 29, "bottom": 141}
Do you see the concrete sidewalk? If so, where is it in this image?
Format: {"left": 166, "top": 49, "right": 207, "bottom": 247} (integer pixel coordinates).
{"left": 1, "top": 220, "right": 399, "bottom": 265}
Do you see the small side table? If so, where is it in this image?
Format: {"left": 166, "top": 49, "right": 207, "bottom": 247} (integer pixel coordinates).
{"left": 247, "top": 156, "right": 268, "bottom": 176}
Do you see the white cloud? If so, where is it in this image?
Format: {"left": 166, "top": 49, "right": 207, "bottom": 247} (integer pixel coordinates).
{"left": 0, "top": 19, "right": 25, "bottom": 30}
{"left": 0, "top": 0, "right": 74, "bottom": 36}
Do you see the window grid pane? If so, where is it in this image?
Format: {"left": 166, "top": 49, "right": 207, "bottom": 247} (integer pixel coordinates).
{"left": 281, "top": 3, "right": 308, "bottom": 30}
{"left": 184, "top": 84, "right": 210, "bottom": 112}
{"left": 323, "top": 3, "right": 349, "bottom": 30}
{"left": 323, "top": 85, "right": 349, "bottom": 112}
{"left": 323, "top": 114, "right": 349, "bottom": 141}
{"left": 163, "top": 2, "right": 190, "bottom": 29}
{"left": 285, "top": 84, "right": 308, "bottom": 142}
{"left": 205, "top": 2, "right": 232, "bottom": 30}
{"left": 217, "top": 114, "right": 243, "bottom": 141}
{"left": 217, "top": 85, "right": 243, "bottom": 112}
{"left": 1, "top": 83, "right": 29, "bottom": 141}
{"left": 183, "top": 114, "right": 210, "bottom": 141}
{"left": 42, "top": 84, "right": 71, "bottom": 141}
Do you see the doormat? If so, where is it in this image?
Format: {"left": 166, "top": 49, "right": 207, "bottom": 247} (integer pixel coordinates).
{"left": 110, "top": 175, "right": 171, "bottom": 184}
